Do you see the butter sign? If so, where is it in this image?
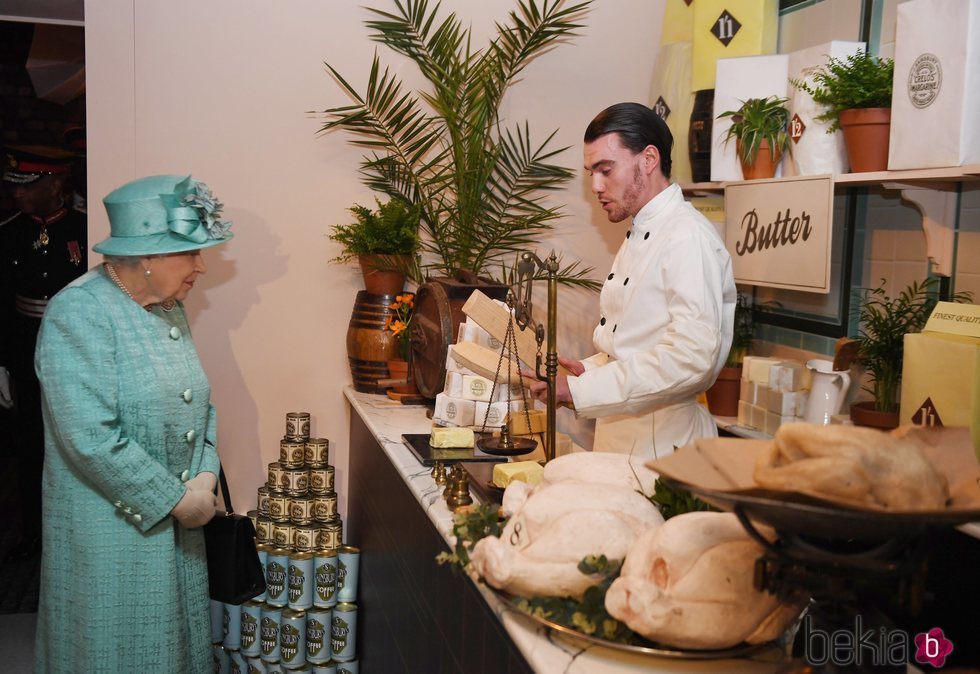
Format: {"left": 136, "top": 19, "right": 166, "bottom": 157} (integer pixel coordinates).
{"left": 724, "top": 174, "right": 834, "bottom": 293}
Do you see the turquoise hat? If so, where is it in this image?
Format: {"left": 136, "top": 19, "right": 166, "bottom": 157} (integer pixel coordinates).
{"left": 93, "top": 174, "right": 234, "bottom": 256}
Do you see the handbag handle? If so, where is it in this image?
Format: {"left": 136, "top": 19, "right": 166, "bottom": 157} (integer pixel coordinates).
{"left": 217, "top": 466, "right": 234, "bottom": 514}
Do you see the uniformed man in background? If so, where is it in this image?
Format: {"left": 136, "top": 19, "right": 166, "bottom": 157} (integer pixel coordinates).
{"left": 1, "top": 145, "right": 87, "bottom": 559}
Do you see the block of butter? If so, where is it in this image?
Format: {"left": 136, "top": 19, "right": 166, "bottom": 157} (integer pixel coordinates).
{"left": 492, "top": 460, "right": 544, "bottom": 488}
{"left": 430, "top": 426, "right": 475, "bottom": 448}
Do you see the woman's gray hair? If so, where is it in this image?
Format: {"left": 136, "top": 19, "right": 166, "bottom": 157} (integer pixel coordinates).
{"left": 102, "top": 254, "right": 143, "bottom": 268}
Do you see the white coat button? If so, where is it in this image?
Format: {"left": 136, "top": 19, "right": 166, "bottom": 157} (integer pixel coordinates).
{"left": 170, "top": 327, "right": 181, "bottom": 340}
{"left": 185, "top": 429, "right": 196, "bottom": 443}
{"left": 131, "top": 514, "right": 143, "bottom": 524}
{"left": 182, "top": 389, "right": 193, "bottom": 403}
{"left": 123, "top": 506, "right": 133, "bottom": 515}
{"left": 180, "top": 469, "right": 190, "bottom": 482}
{"left": 113, "top": 500, "right": 123, "bottom": 508}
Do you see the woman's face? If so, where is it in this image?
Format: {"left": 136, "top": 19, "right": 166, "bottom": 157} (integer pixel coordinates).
{"left": 145, "top": 250, "right": 207, "bottom": 303}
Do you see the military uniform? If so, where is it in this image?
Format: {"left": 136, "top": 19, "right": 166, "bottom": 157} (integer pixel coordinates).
{"left": 1, "top": 145, "right": 86, "bottom": 554}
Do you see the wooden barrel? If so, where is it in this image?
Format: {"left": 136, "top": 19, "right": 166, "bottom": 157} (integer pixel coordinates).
{"left": 688, "top": 88, "right": 714, "bottom": 183}
{"left": 346, "top": 291, "right": 398, "bottom": 393}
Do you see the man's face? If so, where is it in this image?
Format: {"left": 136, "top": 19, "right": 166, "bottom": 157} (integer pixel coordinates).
{"left": 584, "top": 133, "right": 650, "bottom": 223}
{"left": 11, "top": 175, "right": 62, "bottom": 215}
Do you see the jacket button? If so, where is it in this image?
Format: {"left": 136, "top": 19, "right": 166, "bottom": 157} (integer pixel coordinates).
{"left": 185, "top": 429, "right": 196, "bottom": 443}
{"left": 131, "top": 514, "right": 143, "bottom": 524}
{"left": 123, "top": 506, "right": 133, "bottom": 515}
{"left": 607, "top": 273, "right": 614, "bottom": 280}
{"left": 180, "top": 469, "right": 190, "bottom": 482}
{"left": 113, "top": 501, "right": 123, "bottom": 508}
{"left": 42, "top": 272, "right": 48, "bottom": 278}
{"left": 170, "top": 327, "right": 181, "bottom": 340}
{"left": 182, "top": 388, "right": 193, "bottom": 403}
{"left": 600, "top": 317, "right": 606, "bottom": 326}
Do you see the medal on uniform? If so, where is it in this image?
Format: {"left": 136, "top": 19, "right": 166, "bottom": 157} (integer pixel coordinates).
{"left": 68, "top": 240, "right": 81, "bottom": 266}
{"left": 37, "top": 226, "right": 49, "bottom": 248}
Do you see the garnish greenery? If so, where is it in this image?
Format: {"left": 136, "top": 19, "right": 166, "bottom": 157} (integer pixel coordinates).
{"left": 436, "top": 502, "right": 507, "bottom": 569}
{"left": 649, "top": 478, "right": 717, "bottom": 520}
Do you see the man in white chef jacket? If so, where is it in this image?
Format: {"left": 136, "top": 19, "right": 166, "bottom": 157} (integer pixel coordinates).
{"left": 531, "top": 102, "right": 736, "bottom": 458}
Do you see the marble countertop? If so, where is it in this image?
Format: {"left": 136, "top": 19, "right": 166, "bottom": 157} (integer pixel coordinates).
{"left": 345, "top": 388, "right": 787, "bottom": 674}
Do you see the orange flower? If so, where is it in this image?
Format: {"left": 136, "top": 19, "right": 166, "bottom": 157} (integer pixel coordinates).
{"left": 389, "top": 319, "right": 407, "bottom": 337}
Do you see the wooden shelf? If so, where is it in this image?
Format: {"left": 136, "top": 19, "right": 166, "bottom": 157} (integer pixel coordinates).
{"left": 679, "top": 165, "right": 980, "bottom": 193}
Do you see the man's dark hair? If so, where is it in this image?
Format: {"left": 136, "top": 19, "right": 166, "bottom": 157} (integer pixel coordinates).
{"left": 584, "top": 102, "right": 673, "bottom": 178}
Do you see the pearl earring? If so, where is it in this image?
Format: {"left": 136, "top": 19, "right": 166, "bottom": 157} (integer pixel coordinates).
{"left": 145, "top": 268, "right": 151, "bottom": 277}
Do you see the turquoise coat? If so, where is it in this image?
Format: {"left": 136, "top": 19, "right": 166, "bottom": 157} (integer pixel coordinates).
{"left": 34, "top": 268, "right": 220, "bottom": 673}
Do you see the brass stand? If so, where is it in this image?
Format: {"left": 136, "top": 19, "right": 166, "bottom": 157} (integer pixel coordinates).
{"left": 445, "top": 464, "right": 473, "bottom": 509}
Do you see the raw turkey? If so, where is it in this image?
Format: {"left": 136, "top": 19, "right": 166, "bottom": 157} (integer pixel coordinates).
{"left": 542, "top": 451, "right": 658, "bottom": 493}
{"left": 471, "top": 480, "right": 664, "bottom": 599}
{"left": 605, "top": 512, "right": 805, "bottom": 649}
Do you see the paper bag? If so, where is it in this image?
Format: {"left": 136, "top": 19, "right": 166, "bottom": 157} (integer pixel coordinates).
{"left": 692, "top": 0, "right": 779, "bottom": 91}
{"left": 650, "top": 42, "right": 694, "bottom": 184}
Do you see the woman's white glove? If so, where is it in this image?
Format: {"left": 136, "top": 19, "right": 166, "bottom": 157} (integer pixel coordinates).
{"left": 186, "top": 471, "right": 218, "bottom": 495}
{"left": 171, "top": 486, "right": 218, "bottom": 528}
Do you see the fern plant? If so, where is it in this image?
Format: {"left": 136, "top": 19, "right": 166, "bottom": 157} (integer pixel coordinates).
{"left": 792, "top": 51, "right": 894, "bottom": 132}
{"left": 317, "top": 0, "right": 598, "bottom": 289}
{"left": 717, "top": 96, "right": 790, "bottom": 165}
{"left": 329, "top": 198, "right": 420, "bottom": 261}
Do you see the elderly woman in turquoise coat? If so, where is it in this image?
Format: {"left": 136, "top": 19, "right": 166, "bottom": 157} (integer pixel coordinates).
{"left": 34, "top": 174, "right": 234, "bottom": 673}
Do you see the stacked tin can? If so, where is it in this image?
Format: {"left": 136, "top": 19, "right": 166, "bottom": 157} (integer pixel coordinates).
{"left": 210, "top": 411, "right": 360, "bottom": 672}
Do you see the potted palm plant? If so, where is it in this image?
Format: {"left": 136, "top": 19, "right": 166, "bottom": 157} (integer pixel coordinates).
{"left": 717, "top": 96, "right": 790, "bottom": 180}
{"left": 791, "top": 51, "right": 895, "bottom": 173}
{"left": 329, "top": 198, "right": 421, "bottom": 295}
{"left": 850, "top": 277, "right": 971, "bottom": 428}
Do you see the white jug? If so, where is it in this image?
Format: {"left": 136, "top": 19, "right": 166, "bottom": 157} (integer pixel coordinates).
{"left": 803, "top": 359, "right": 852, "bottom": 425}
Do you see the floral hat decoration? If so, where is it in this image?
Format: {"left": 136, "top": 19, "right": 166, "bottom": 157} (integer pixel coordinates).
{"left": 93, "top": 174, "right": 233, "bottom": 256}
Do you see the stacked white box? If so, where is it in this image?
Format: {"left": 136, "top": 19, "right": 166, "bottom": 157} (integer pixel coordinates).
{"left": 433, "top": 393, "right": 476, "bottom": 427}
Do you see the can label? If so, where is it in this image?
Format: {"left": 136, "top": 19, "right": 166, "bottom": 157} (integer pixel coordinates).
{"left": 257, "top": 486, "right": 271, "bottom": 517}
{"left": 286, "top": 412, "right": 311, "bottom": 439}
{"left": 254, "top": 517, "right": 272, "bottom": 545}
{"left": 304, "top": 438, "right": 329, "bottom": 467}
{"left": 259, "top": 606, "right": 282, "bottom": 661}
{"left": 308, "top": 466, "right": 334, "bottom": 494}
{"left": 280, "top": 618, "right": 306, "bottom": 667}
{"left": 268, "top": 462, "right": 285, "bottom": 490}
{"left": 282, "top": 468, "right": 309, "bottom": 494}
{"left": 305, "top": 608, "right": 331, "bottom": 663}
{"left": 314, "top": 553, "right": 338, "bottom": 608}
{"left": 213, "top": 644, "right": 229, "bottom": 674}
{"left": 280, "top": 438, "right": 306, "bottom": 468}
{"left": 265, "top": 552, "right": 289, "bottom": 606}
{"left": 240, "top": 601, "right": 263, "bottom": 657}
{"left": 288, "top": 554, "right": 314, "bottom": 610}
{"left": 246, "top": 657, "right": 267, "bottom": 674}
{"left": 223, "top": 602, "right": 242, "bottom": 650}
{"left": 293, "top": 524, "right": 317, "bottom": 552}
{"left": 337, "top": 547, "right": 360, "bottom": 604}
{"left": 272, "top": 522, "right": 293, "bottom": 549}
{"left": 316, "top": 521, "right": 342, "bottom": 553}
{"left": 330, "top": 605, "right": 357, "bottom": 662}
{"left": 290, "top": 496, "right": 315, "bottom": 524}
{"left": 229, "top": 648, "right": 248, "bottom": 674}
{"left": 312, "top": 493, "right": 337, "bottom": 522}
{"left": 268, "top": 492, "right": 290, "bottom": 522}
{"left": 336, "top": 661, "right": 358, "bottom": 674}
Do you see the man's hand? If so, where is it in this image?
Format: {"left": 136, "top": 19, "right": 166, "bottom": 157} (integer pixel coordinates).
{"left": 521, "top": 355, "right": 583, "bottom": 408}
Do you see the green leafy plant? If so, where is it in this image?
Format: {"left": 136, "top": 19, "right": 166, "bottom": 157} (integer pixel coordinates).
{"left": 727, "top": 292, "right": 754, "bottom": 368}
{"left": 791, "top": 51, "right": 895, "bottom": 132}
{"left": 436, "top": 502, "right": 507, "bottom": 569}
{"left": 648, "top": 478, "right": 717, "bottom": 520}
{"left": 329, "top": 197, "right": 420, "bottom": 262}
{"left": 717, "top": 96, "right": 790, "bottom": 165}
{"left": 318, "top": 0, "right": 598, "bottom": 289}
{"left": 853, "top": 278, "right": 972, "bottom": 413}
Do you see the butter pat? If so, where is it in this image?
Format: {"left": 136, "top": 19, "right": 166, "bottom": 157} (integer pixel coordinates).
{"left": 492, "top": 460, "right": 544, "bottom": 488}
{"left": 766, "top": 388, "right": 807, "bottom": 416}
{"left": 769, "top": 362, "right": 806, "bottom": 392}
{"left": 430, "top": 426, "right": 475, "bottom": 448}
{"left": 744, "top": 357, "right": 782, "bottom": 384}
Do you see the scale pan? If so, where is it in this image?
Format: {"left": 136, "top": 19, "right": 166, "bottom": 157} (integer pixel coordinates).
{"left": 477, "top": 436, "right": 537, "bottom": 456}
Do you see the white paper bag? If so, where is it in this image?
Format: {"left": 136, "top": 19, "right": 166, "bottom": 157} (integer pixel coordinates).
{"left": 889, "top": 0, "right": 980, "bottom": 169}
{"left": 650, "top": 42, "right": 694, "bottom": 184}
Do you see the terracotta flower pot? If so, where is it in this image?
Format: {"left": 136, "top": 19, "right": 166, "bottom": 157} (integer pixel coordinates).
{"left": 838, "top": 108, "right": 891, "bottom": 173}
{"left": 705, "top": 366, "right": 742, "bottom": 417}
{"left": 359, "top": 254, "right": 407, "bottom": 295}
{"left": 849, "top": 400, "right": 899, "bottom": 430}
{"left": 737, "top": 139, "right": 781, "bottom": 180}
{"left": 385, "top": 358, "right": 418, "bottom": 394}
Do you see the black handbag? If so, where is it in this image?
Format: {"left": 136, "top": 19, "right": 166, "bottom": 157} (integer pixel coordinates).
{"left": 203, "top": 467, "right": 266, "bottom": 604}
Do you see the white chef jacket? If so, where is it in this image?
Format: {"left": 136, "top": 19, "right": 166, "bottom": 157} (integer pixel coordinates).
{"left": 568, "top": 183, "right": 736, "bottom": 459}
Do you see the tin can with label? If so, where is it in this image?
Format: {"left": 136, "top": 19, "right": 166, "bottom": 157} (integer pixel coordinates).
{"left": 313, "top": 550, "right": 338, "bottom": 608}
{"left": 290, "top": 495, "right": 315, "bottom": 525}
{"left": 268, "top": 491, "right": 290, "bottom": 523}
{"left": 308, "top": 466, "right": 334, "bottom": 494}
{"left": 265, "top": 547, "right": 291, "bottom": 607}
{"left": 262, "top": 660, "right": 284, "bottom": 674}
{"left": 312, "top": 493, "right": 337, "bottom": 522}
{"left": 316, "top": 520, "right": 342, "bottom": 553}
{"left": 282, "top": 468, "right": 309, "bottom": 495}
{"left": 229, "top": 648, "right": 247, "bottom": 674}
{"left": 304, "top": 438, "right": 329, "bottom": 467}
{"left": 280, "top": 437, "right": 306, "bottom": 468}
{"left": 239, "top": 599, "right": 263, "bottom": 657}
{"left": 223, "top": 601, "right": 242, "bottom": 650}
{"left": 213, "top": 644, "right": 231, "bottom": 674}
{"left": 311, "top": 662, "right": 337, "bottom": 674}
{"left": 258, "top": 485, "right": 271, "bottom": 517}
{"left": 280, "top": 608, "right": 307, "bottom": 668}
{"left": 330, "top": 602, "right": 357, "bottom": 662}
{"left": 260, "top": 604, "right": 282, "bottom": 662}
{"left": 245, "top": 657, "right": 267, "bottom": 674}
{"left": 254, "top": 543, "right": 270, "bottom": 603}
{"left": 304, "top": 606, "right": 332, "bottom": 664}
{"left": 335, "top": 660, "right": 358, "bottom": 674}
{"left": 293, "top": 524, "right": 317, "bottom": 553}
{"left": 336, "top": 546, "right": 360, "bottom": 604}
{"left": 247, "top": 509, "right": 260, "bottom": 531}
{"left": 272, "top": 521, "right": 294, "bottom": 551}
{"left": 268, "top": 462, "right": 285, "bottom": 490}
{"left": 288, "top": 550, "right": 315, "bottom": 610}
{"left": 211, "top": 599, "right": 225, "bottom": 643}
{"left": 286, "top": 411, "right": 311, "bottom": 440}
{"left": 255, "top": 517, "right": 274, "bottom": 546}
